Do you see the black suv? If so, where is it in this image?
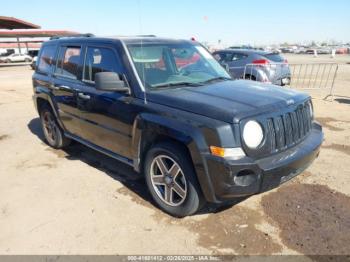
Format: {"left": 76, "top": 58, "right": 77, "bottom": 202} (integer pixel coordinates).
{"left": 32, "top": 36, "right": 323, "bottom": 217}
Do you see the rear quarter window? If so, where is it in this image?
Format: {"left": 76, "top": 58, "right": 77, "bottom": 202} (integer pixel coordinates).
{"left": 55, "top": 46, "right": 82, "bottom": 79}
{"left": 37, "top": 45, "right": 57, "bottom": 74}
{"left": 264, "top": 53, "right": 285, "bottom": 63}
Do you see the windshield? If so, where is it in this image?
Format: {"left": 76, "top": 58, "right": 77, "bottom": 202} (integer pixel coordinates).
{"left": 127, "top": 42, "right": 231, "bottom": 89}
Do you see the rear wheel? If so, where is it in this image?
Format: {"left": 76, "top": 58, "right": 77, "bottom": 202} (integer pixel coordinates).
{"left": 245, "top": 74, "right": 256, "bottom": 81}
{"left": 40, "top": 106, "right": 71, "bottom": 149}
{"left": 24, "top": 58, "right": 31, "bottom": 62}
{"left": 144, "top": 142, "right": 205, "bottom": 217}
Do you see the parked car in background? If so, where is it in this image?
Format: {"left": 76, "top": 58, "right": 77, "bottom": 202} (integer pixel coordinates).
{"left": 293, "top": 48, "right": 306, "bottom": 54}
{"left": 0, "top": 53, "right": 32, "bottom": 63}
{"left": 280, "top": 48, "right": 293, "bottom": 53}
{"left": 316, "top": 48, "right": 332, "bottom": 54}
{"left": 0, "top": 49, "right": 15, "bottom": 57}
{"left": 30, "top": 56, "right": 38, "bottom": 70}
{"left": 213, "top": 49, "right": 291, "bottom": 86}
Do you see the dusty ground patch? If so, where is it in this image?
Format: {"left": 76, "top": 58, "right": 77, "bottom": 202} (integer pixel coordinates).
{"left": 261, "top": 184, "right": 350, "bottom": 255}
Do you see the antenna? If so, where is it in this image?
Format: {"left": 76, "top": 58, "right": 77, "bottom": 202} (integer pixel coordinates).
{"left": 137, "top": 0, "right": 147, "bottom": 104}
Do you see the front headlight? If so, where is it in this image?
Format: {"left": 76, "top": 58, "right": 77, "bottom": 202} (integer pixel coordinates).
{"left": 243, "top": 120, "right": 264, "bottom": 149}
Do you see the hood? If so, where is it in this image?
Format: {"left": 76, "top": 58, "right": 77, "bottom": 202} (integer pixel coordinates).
{"left": 147, "top": 80, "right": 309, "bottom": 123}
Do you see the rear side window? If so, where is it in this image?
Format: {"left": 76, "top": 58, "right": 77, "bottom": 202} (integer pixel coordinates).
{"left": 37, "top": 45, "right": 56, "bottom": 74}
{"left": 55, "top": 46, "right": 81, "bottom": 79}
{"left": 264, "top": 53, "right": 285, "bottom": 63}
{"left": 231, "top": 53, "right": 247, "bottom": 61}
{"left": 83, "top": 47, "right": 122, "bottom": 82}
{"left": 217, "top": 52, "right": 233, "bottom": 63}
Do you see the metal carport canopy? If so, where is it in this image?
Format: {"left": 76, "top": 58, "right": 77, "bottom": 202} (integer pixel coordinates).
{"left": 0, "top": 29, "right": 80, "bottom": 54}
{"left": 0, "top": 16, "right": 40, "bottom": 29}
{"left": 0, "top": 29, "right": 79, "bottom": 38}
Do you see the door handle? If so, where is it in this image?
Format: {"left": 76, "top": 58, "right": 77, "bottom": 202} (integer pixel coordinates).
{"left": 50, "top": 84, "right": 60, "bottom": 90}
{"left": 58, "top": 85, "right": 72, "bottom": 91}
{"left": 51, "top": 85, "right": 72, "bottom": 91}
{"left": 78, "top": 92, "right": 91, "bottom": 100}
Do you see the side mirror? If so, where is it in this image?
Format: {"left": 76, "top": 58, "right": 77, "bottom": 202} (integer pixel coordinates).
{"left": 95, "top": 72, "right": 130, "bottom": 93}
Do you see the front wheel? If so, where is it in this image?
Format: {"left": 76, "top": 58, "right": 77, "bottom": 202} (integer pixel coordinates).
{"left": 144, "top": 142, "right": 205, "bottom": 217}
{"left": 25, "top": 58, "right": 31, "bottom": 62}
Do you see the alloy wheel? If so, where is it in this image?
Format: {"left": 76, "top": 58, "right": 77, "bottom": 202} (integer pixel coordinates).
{"left": 42, "top": 111, "right": 59, "bottom": 145}
{"left": 150, "top": 155, "right": 187, "bottom": 206}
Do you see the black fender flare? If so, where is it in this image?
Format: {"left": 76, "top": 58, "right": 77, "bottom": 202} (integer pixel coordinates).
{"left": 131, "top": 113, "right": 217, "bottom": 203}
{"left": 33, "top": 87, "right": 66, "bottom": 131}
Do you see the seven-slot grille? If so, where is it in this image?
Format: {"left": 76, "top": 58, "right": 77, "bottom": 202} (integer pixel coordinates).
{"left": 267, "top": 101, "right": 313, "bottom": 152}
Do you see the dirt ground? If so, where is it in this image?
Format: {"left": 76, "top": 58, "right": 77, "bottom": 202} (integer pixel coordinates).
{"left": 0, "top": 54, "right": 349, "bottom": 258}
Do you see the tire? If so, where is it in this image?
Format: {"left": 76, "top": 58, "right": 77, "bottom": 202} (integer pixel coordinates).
{"left": 40, "top": 105, "right": 71, "bottom": 149}
{"left": 25, "top": 58, "right": 31, "bottom": 62}
{"left": 245, "top": 74, "right": 256, "bottom": 81}
{"left": 5, "top": 59, "right": 11, "bottom": 63}
{"left": 144, "top": 142, "right": 205, "bottom": 217}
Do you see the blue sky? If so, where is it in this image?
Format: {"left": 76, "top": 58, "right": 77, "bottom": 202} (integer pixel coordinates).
{"left": 1, "top": 0, "right": 349, "bottom": 45}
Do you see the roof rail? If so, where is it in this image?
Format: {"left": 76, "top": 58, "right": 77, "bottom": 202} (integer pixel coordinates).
{"left": 110, "top": 35, "right": 157, "bottom": 38}
{"left": 49, "top": 33, "right": 95, "bottom": 40}
{"left": 134, "top": 35, "right": 156, "bottom": 37}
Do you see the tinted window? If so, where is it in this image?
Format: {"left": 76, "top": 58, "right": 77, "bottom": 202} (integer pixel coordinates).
{"left": 55, "top": 47, "right": 81, "bottom": 79}
{"left": 37, "top": 45, "right": 56, "bottom": 74}
{"left": 83, "top": 47, "right": 122, "bottom": 82}
{"left": 231, "top": 53, "right": 247, "bottom": 61}
{"left": 264, "top": 53, "right": 285, "bottom": 62}
{"left": 217, "top": 52, "right": 233, "bottom": 63}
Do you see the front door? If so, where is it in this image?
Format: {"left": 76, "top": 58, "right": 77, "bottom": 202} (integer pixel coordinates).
{"left": 74, "top": 44, "right": 136, "bottom": 159}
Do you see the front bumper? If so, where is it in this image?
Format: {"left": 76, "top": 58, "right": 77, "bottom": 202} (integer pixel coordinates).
{"left": 204, "top": 123, "right": 323, "bottom": 203}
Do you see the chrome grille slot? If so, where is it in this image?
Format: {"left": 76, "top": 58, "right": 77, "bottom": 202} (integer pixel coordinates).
{"left": 290, "top": 111, "right": 299, "bottom": 141}
{"left": 274, "top": 116, "right": 285, "bottom": 149}
{"left": 283, "top": 113, "right": 293, "bottom": 146}
{"left": 267, "top": 119, "right": 276, "bottom": 152}
{"left": 266, "top": 101, "right": 313, "bottom": 153}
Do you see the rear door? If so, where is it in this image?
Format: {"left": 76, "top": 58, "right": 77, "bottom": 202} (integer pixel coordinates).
{"left": 74, "top": 43, "right": 135, "bottom": 159}
{"left": 227, "top": 52, "right": 248, "bottom": 79}
{"left": 51, "top": 44, "right": 84, "bottom": 136}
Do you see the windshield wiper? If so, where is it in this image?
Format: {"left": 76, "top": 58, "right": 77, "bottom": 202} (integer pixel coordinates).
{"left": 151, "top": 82, "right": 204, "bottom": 89}
{"left": 200, "top": 76, "right": 232, "bottom": 84}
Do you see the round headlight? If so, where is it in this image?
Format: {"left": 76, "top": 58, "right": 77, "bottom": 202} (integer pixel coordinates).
{"left": 243, "top": 121, "right": 264, "bottom": 149}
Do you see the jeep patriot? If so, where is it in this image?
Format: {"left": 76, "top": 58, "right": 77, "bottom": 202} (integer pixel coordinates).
{"left": 32, "top": 36, "right": 323, "bottom": 217}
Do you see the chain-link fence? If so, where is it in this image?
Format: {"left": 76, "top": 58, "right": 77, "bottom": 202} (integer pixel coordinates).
{"left": 226, "top": 62, "right": 339, "bottom": 100}
{"left": 289, "top": 63, "right": 338, "bottom": 99}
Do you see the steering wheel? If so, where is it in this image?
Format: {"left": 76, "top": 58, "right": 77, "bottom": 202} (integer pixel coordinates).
{"left": 179, "top": 65, "right": 205, "bottom": 76}
{"left": 179, "top": 67, "right": 191, "bottom": 76}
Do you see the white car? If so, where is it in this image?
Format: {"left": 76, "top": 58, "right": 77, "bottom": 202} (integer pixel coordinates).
{"left": 0, "top": 53, "right": 32, "bottom": 63}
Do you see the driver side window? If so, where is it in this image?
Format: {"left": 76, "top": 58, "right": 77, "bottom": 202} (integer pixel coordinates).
{"left": 83, "top": 47, "right": 122, "bottom": 82}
